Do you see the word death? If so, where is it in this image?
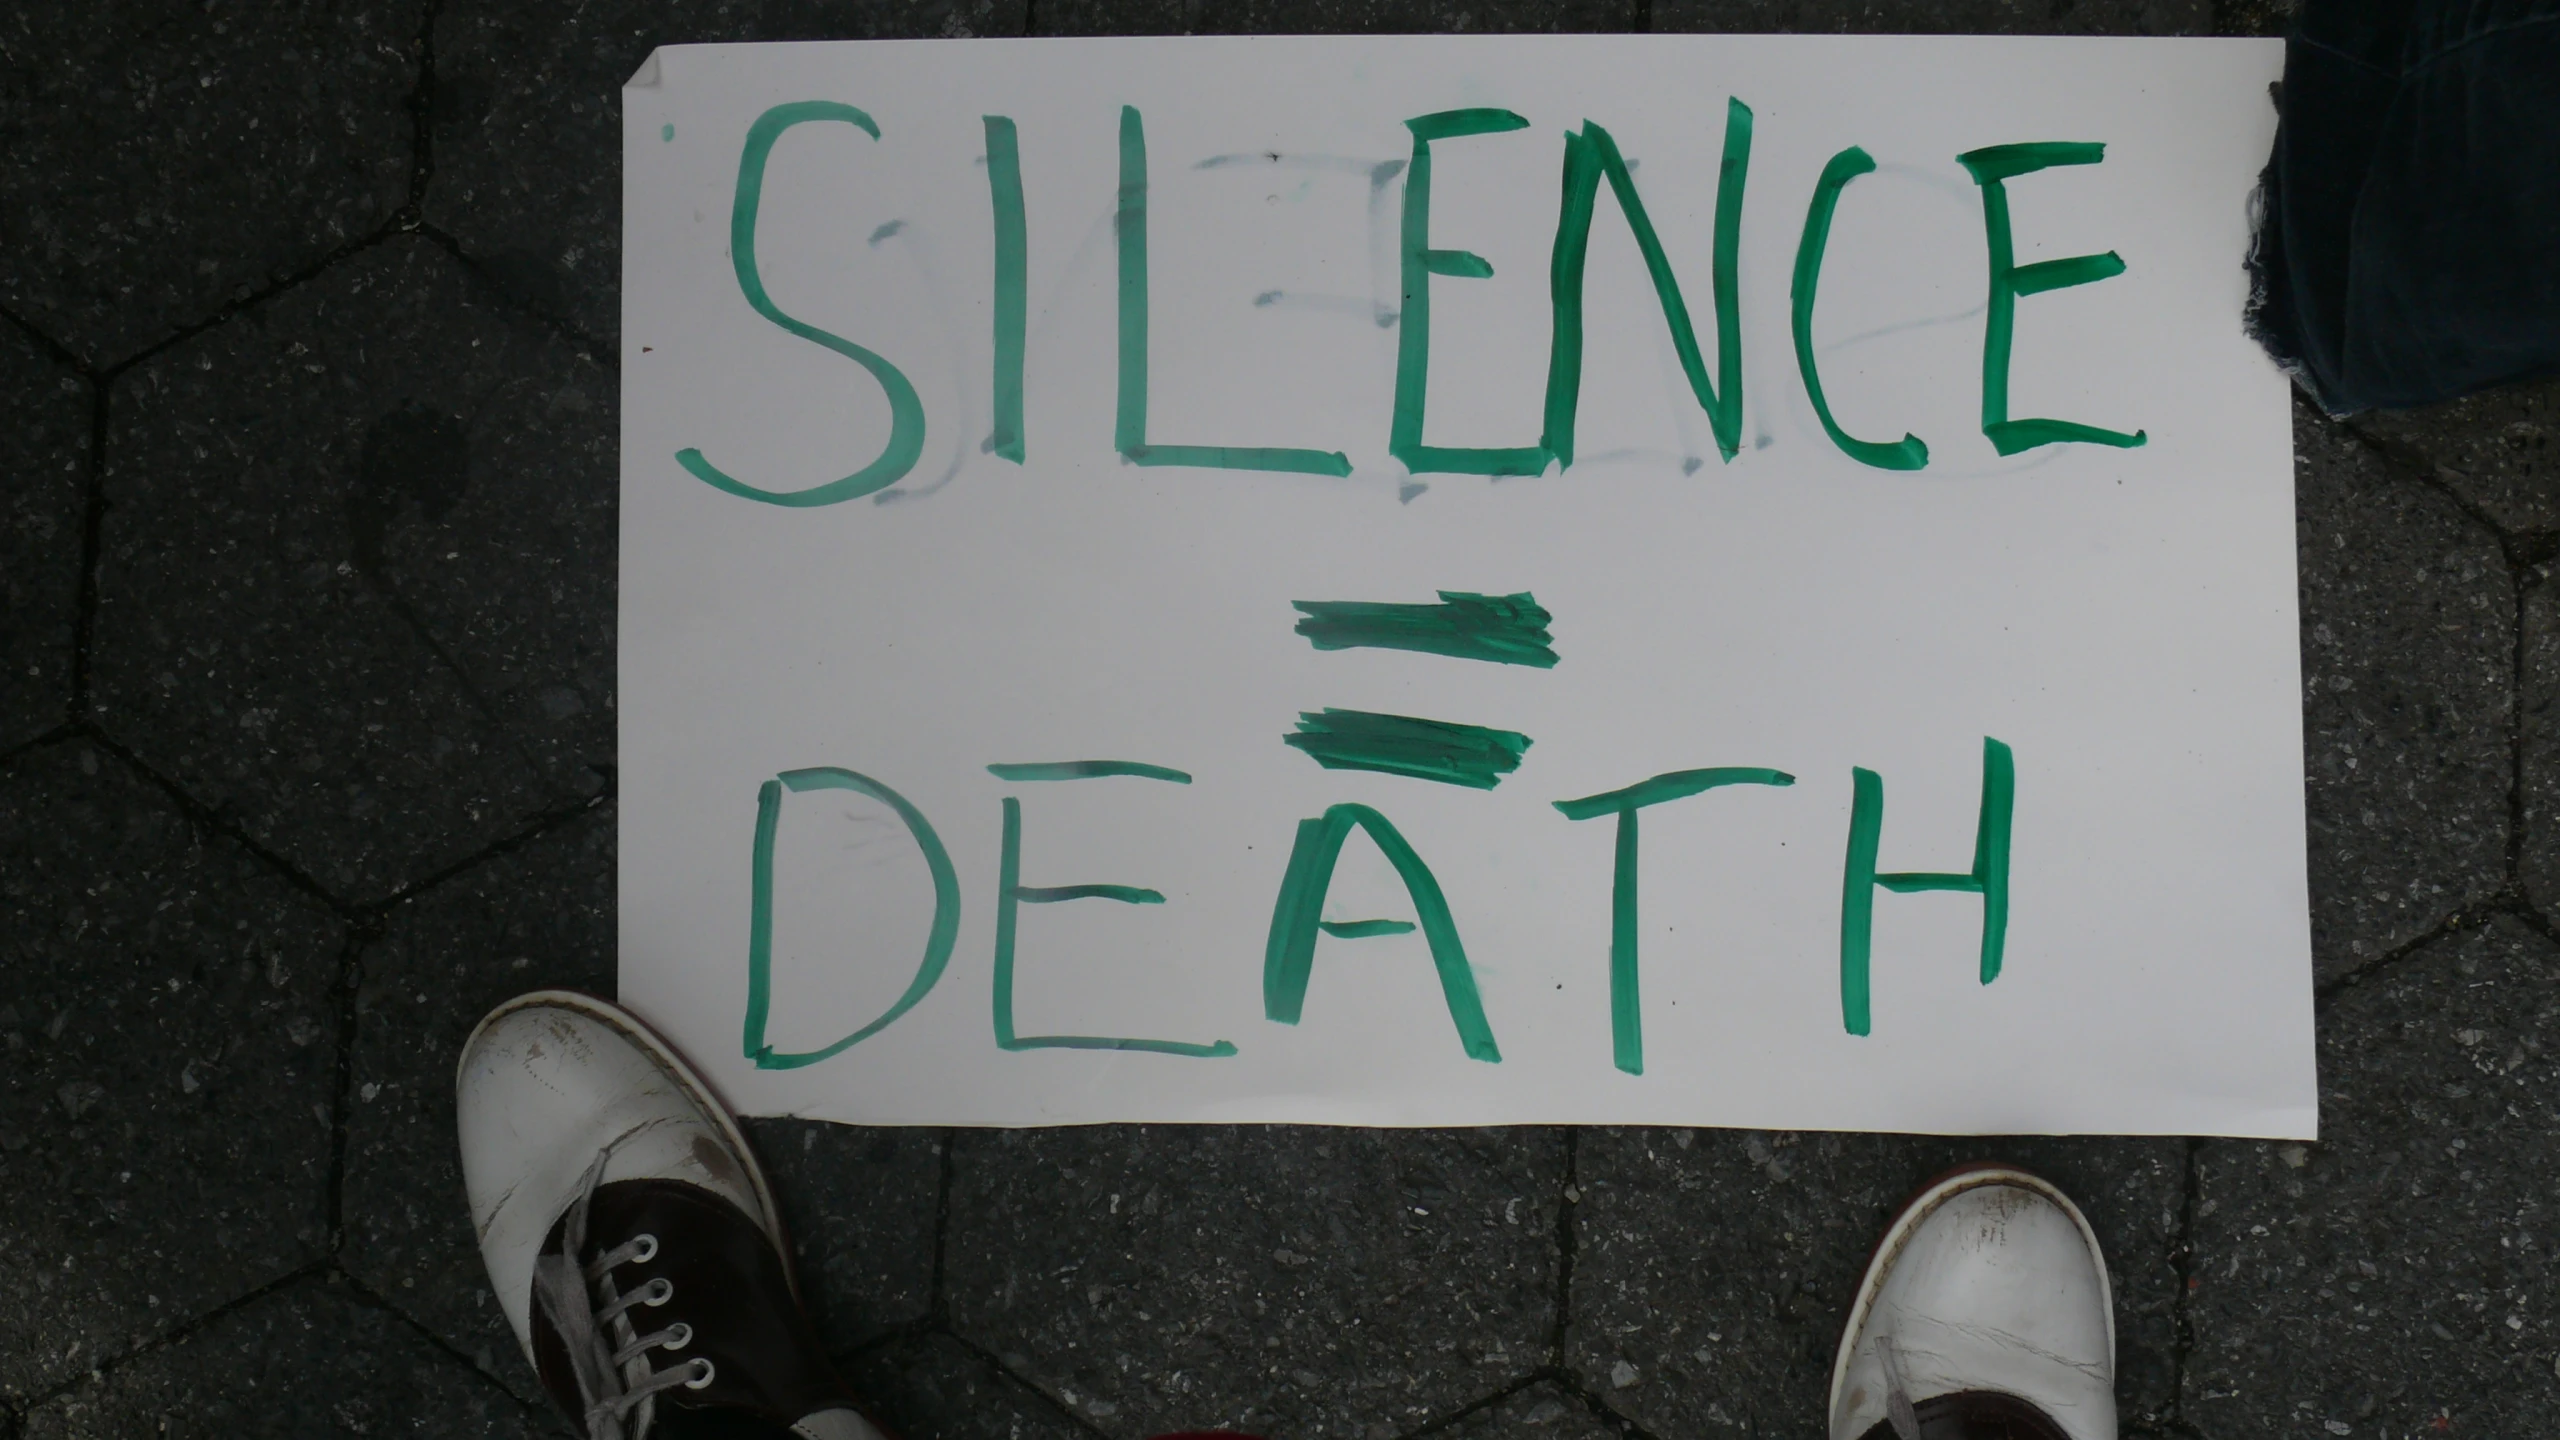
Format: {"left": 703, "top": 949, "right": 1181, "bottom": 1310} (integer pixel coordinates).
{"left": 741, "top": 735, "right": 2015, "bottom": 1074}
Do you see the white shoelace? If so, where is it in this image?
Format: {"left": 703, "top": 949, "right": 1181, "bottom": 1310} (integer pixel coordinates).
{"left": 531, "top": 1151, "right": 716, "bottom": 1440}
{"left": 1873, "top": 1334, "right": 1922, "bottom": 1440}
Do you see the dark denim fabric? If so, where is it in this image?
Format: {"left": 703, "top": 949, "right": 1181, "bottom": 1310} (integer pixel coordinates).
{"left": 2249, "top": 0, "right": 2560, "bottom": 414}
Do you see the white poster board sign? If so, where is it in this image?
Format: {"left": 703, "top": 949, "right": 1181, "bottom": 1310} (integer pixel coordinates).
{"left": 618, "top": 35, "right": 2313, "bottom": 1137}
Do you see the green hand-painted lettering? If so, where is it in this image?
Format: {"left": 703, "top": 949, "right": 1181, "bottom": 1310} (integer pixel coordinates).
{"left": 1284, "top": 708, "right": 1533, "bottom": 790}
{"left": 1115, "top": 108, "right": 1351, "bottom": 477}
{"left": 985, "top": 116, "right": 1028, "bottom": 463}
{"left": 1790, "top": 146, "right": 1928, "bottom": 471}
{"left": 1955, "top": 142, "right": 2146, "bottom": 456}
{"left": 1264, "top": 803, "right": 1500, "bottom": 1061}
{"left": 994, "top": 790, "right": 1237, "bottom": 1058}
{"left": 1293, "top": 591, "right": 1556, "bottom": 668}
{"left": 1319, "top": 918, "right": 1420, "bottom": 938}
{"left": 1014, "top": 883, "right": 1166, "bottom": 904}
{"left": 677, "top": 102, "right": 927, "bottom": 506}
{"left": 1543, "top": 102, "right": 1753, "bottom": 468}
{"left": 1553, "top": 767, "right": 1794, "bottom": 1074}
{"left": 986, "top": 760, "right": 1193, "bottom": 784}
{"left": 743, "top": 767, "right": 958, "bottom": 1069}
{"left": 1391, "top": 109, "right": 1550, "bottom": 478}
{"left": 1839, "top": 737, "right": 2015, "bottom": 1036}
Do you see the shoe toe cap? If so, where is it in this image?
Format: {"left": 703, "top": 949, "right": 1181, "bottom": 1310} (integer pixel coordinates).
{"left": 1832, "top": 1173, "right": 2117, "bottom": 1440}
{"left": 456, "top": 997, "right": 770, "bottom": 1359}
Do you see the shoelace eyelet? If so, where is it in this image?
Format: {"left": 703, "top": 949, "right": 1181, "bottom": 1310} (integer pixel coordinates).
{"left": 639, "top": 1276, "right": 674, "bottom": 1307}
{"left": 683, "top": 1358, "right": 717, "bottom": 1390}
{"left": 627, "top": 1233, "right": 658, "bottom": 1265}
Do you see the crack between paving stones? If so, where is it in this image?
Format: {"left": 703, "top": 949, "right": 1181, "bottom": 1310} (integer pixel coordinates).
{"left": 405, "top": 0, "right": 442, "bottom": 216}
{"left": 76, "top": 724, "right": 351, "bottom": 914}
{"left": 2340, "top": 405, "right": 2560, "bottom": 937}
{"left": 1381, "top": 1370, "right": 1548, "bottom": 1440}
{"left": 343, "top": 549, "right": 566, "bottom": 799}
{"left": 2491, "top": 548, "right": 2560, "bottom": 944}
{"left": 89, "top": 709, "right": 605, "bottom": 920}
{"left": 2312, "top": 896, "right": 2501, "bottom": 1007}
{"left": 850, "top": 1330, "right": 1588, "bottom": 1440}
{"left": 330, "top": 1263, "right": 567, "bottom": 1430}
{"left": 95, "top": 224, "right": 408, "bottom": 382}
{"left": 1553, "top": 1365, "right": 1669, "bottom": 1440}
{"left": 938, "top": 1328, "right": 1120, "bottom": 1440}
{"left": 2335, "top": 412, "right": 2540, "bottom": 906}
{"left": 68, "top": 370, "right": 108, "bottom": 716}
{"left": 930, "top": 1126, "right": 958, "bottom": 1322}
{"left": 44, "top": 0, "right": 436, "bottom": 380}
{"left": 0, "top": 297, "right": 103, "bottom": 759}
{"left": 0, "top": 298, "right": 93, "bottom": 373}
{"left": 828, "top": 1313, "right": 943, "bottom": 1375}
{"left": 2166, "top": 1136, "right": 2203, "bottom": 1425}
{"left": 324, "top": 926, "right": 379, "bottom": 1255}
{"left": 2341, "top": 410, "right": 2550, "bottom": 565}
{"left": 14, "top": 1258, "right": 335, "bottom": 1414}
{"left": 1547, "top": 1125, "right": 1580, "bottom": 1370}
{"left": 2508, "top": 559, "right": 2537, "bottom": 892}
{"left": 0, "top": 723, "right": 78, "bottom": 772}
{"left": 363, "top": 767, "right": 615, "bottom": 913}
{"left": 2297, "top": 407, "right": 2560, "bottom": 998}
{"left": 2494, "top": 890, "right": 2560, "bottom": 951}
{"left": 411, "top": 221, "right": 619, "bottom": 373}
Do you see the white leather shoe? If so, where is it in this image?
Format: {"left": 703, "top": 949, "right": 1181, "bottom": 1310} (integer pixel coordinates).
{"left": 456, "top": 990, "right": 883, "bottom": 1440}
{"left": 1827, "top": 1165, "right": 2116, "bottom": 1440}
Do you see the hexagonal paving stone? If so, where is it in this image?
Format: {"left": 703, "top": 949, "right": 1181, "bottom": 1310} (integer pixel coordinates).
{"left": 1568, "top": 1128, "right": 2185, "bottom": 1438}
{"left": 745, "top": 1118, "right": 944, "bottom": 1355}
{"left": 844, "top": 1332, "right": 1091, "bottom": 1440}
{"left": 92, "top": 236, "right": 613, "bottom": 902}
{"left": 0, "top": 324, "right": 88, "bottom": 752}
{"left": 2359, "top": 375, "right": 2560, "bottom": 537}
{"left": 1653, "top": 0, "right": 2206, "bottom": 32}
{"left": 0, "top": 4, "right": 419, "bottom": 367}
{"left": 0, "top": 739, "right": 341, "bottom": 1403}
{"left": 23, "top": 1275, "right": 550, "bottom": 1439}
{"left": 430, "top": 0, "right": 1027, "bottom": 345}
{"left": 2187, "top": 916, "right": 2560, "bottom": 1439}
{"left": 945, "top": 1125, "right": 1568, "bottom": 1438}
{"left": 339, "top": 803, "right": 616, "bottom": 1402}
{"left": 2295, "top": 407, "right": 2512, "bottom": 984}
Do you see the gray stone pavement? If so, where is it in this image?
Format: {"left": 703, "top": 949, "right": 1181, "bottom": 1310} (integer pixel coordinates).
{"left": 5, "top": 2, "right": 2558, "bottom": 1438}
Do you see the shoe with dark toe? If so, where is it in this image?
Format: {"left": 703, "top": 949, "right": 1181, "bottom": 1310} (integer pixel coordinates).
{"left": 457, "top": 990, "right": 884, "bottom": 1440}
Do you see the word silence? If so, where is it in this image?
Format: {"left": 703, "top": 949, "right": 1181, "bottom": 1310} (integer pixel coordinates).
{"left": 674, "top": 98, "right": 2146, "bottom": 509}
